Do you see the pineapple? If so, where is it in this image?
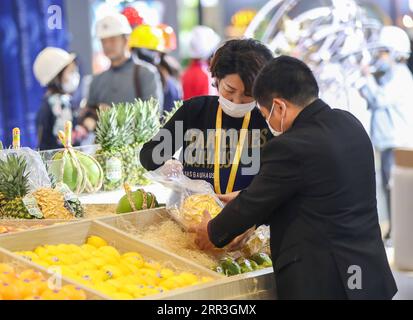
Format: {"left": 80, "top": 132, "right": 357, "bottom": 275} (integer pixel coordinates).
{"left": 0, "top": 154, "right": 32, "bottom": 219}
{"left": 95, "top": 106, "right": 125, "bottom": 191}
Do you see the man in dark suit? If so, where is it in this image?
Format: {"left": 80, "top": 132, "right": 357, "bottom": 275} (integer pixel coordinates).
{"left": 193, "top": 56, "right": 398, "bottom": 300}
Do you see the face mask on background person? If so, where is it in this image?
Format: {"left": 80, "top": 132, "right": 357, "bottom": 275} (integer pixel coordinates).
{"left": 266, "top": 103, "right": 285, "bottom": 137}
{"left": 219, "top": 95, "right": 256, "bottom": 118}
{"left": 62, "top": 71, "right": 80, "bottom": 94}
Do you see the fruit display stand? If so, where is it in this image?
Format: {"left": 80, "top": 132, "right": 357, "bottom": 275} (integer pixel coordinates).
{"left": 0, "top": 247, "right": 104, "bottom": 300}
{"left": 98, "top": 208, "right": 276, "bottom": 300}
{"left": 0, "top": 219, "right": 68, "bottom": 235}
{"left": 0, "top": 219, "right": 223, "bottom": 300}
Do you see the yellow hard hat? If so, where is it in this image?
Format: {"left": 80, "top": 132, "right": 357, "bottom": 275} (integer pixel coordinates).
{"left": 129, "top": 24, "right": 166, "bottom": 52}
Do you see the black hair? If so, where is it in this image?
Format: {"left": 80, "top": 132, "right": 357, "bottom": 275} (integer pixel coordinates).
{"left": 253, "top": 56, "right": 319, "bottom": 108}
{"left": 210, "top": 38, "right": 273, "bottom": 96}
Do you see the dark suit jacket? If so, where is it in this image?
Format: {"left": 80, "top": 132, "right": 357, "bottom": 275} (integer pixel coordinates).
{"left": 209, "top": 99, "right": 397, "bottom": 300}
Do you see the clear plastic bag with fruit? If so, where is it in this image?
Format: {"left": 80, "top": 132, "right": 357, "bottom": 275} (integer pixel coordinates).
{"left": 145, "top": 164, "right": 224, "bottom": 231}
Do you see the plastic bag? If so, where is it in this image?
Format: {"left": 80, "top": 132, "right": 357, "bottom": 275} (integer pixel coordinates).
{"left": 145, "top": 165, "right": 224, "bottom": 230}
{"left": 0, "top": 147, "right": 51, "bottom": 192}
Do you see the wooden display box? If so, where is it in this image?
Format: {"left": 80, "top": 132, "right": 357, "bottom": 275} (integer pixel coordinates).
{"left": 0, "top": 219, "right": 222, "bottom": 300}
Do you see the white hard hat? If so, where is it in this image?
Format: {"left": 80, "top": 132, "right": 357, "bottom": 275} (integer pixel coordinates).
{"left": 96, "top": 14, "right": 132, "bottom": 40}
{"left": 189, "top": 26, "right": 221, "bottom": 59}
{"left": 33, "top": 47, "right": 76, "bottom": 87}
{"left": 378, "top": 26, "right": 411, "bottom": 58}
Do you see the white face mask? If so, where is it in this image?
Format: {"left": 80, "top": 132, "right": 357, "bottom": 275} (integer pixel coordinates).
{"left": 62, "top": 71, "right": 80, "bottom": 94}
{"left": 219, "top": 95, "right": 256, "bottom": 118}
{"left": 266, "top": 103, "right": 284, "bottom": 137}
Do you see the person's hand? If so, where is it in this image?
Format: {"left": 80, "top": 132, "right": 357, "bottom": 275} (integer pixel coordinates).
{"left": 217, "top": 191, "right": 241, "bottom": 205}
{"left": 161, "top": 159, "right": 183, "bottom": 178}
{"left": 189, "top": 210, "right": 216, "bottom": 252}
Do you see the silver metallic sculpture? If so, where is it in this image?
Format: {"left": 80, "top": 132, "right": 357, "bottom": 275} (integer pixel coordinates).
{"left": 245, "top": 0, "right": 385, "bottom": 119}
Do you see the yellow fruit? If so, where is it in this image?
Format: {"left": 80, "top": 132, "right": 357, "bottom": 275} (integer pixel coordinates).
{"left": 0, "top": 282, "right": 22, "bottom": 300}
{"left": 177, "top": 272, "right": 198, "bottom": 286}
{"left": 61, "top": 285, "right": 87, "bottom": 300}
{"left": 105, "top": 279, "right": 123, "bottom": 290}
{"left": 160, "top": 268, "right": 175, "bottom": 279}
{"left": 88, "top": 257, "right": 107, "bottom": 269}
{"left": 31, "top": 279, "right": 49, "bottom": 295}
{"left": 81, "top": 244, "right": 96, "bottom": 253}
{"left": 24, "top": 295, "right": 42, "bottom": 300}
{"left": 18, "top": 269, "right": 44, "bottom": 282}
{"left": 122, "top": 252, "right": 143, "bottom": 260}
{"left": 98, "top": 246, "right": 121, "bottom": 259}
{"left": 78, "top": 250, "right": 93, "bottom": 260}
{"left": 143, "top": 262, "right": 162, "bottom": 270}
{"left": 57, "top": 244, "right": 73, "bottom": 253}
{"left": 86, "top": 236, "right": 107, "bottom": 248}
{"left": 102, "top": 265, "right": 123, "bottom": 280}
{"left": 119, "top": 261, "right": 139, "bottom": 274}
{"left": 159, "top": 278, "right": 179, "bottom": 290}
{"left": 201, "top": 276, "right": 213, "bottom": 283}
{"left": 77, "top": 261, "right": 97, "bottom": 271}
{"left": 80, "top": 270, "right": 106, "bottom": 284}
{"left": 41, "top": 289, "right": 68, "bottom": 300}
{"left": 93, "top": 283, "right": 118, "bottom": 296}
{"left": 17, "top": 279, "right": 41, "bottom": 298}
{"left": 121, "top": 256, "right": 144, "bottom": 268}
{"left": 0, "top": 264, "right": 15, "bottom": 274}
{"left": 34, "top": 246, "right": 48, "bottom": 258}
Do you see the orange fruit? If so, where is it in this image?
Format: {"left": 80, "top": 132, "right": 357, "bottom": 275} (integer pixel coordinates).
{"left": 61, "top": 285, "right": 87, "bottom": 300}
{"left": 41, "top": 289, "right": 69, "bottom": 300}
{"left": 18, "top": 279, "right": 41, "bottom": 298}
{"left": 0, "top": 264, "right": 14, "bottom": 274}
{"left": 19, "top": 269, "right": 44, "bottom": 282}
{"left": 32, "top": 279, "right": 49, "bottom": 295}
{"left": 0, "top": 272, "right": 17, "bottom": 284}
{"left": 24, "top": 296, "right": 42, "bottom": 300}
{"left": 0, "top": 282, "right": 22, "bottom": 300}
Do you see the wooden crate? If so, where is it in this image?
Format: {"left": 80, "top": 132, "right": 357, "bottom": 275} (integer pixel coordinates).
{"left": 0, "top": 219, "right": 70, "bottom": 235}
{"left": 153, "top": 269, "right": 276, "bottom": 300}
{"left": 0, "top": 247, "right": 105, "bottom": 300}
{"left": 0, "top": 219, "right": 223, "bottom": 300}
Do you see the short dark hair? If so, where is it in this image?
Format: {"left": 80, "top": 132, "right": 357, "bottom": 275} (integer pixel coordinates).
{"left": 210, "top": 39, "right": 273, "bottom": 96}
{"left": 253, "top": 56, "right": 319, "bottom": 108}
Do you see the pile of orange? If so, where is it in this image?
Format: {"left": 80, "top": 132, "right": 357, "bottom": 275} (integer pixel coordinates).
{"left": 0, "top": 263, "right": 87, "bottom": 300}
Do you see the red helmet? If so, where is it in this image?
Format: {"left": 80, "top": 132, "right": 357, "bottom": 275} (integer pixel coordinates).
{"left": 122, "top": 7, "right": 144, "bottom": 28}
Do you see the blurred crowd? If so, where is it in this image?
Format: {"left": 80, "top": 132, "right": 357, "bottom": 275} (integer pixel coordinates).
{"left": 33, "top": 12, "right": 221, "bottom": 151}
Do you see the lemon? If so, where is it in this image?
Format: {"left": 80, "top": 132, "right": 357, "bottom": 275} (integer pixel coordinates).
{"left": 34, "top": 247, "right": 48, "bottom": 259}
{"left": 86, "top": 236, "right": 108, "bottom": 248}
{"left": 201, "top": 276, "right": 213, "bottom": 283}
{"left": 57, "top": 244, "right": 72, "bottom": 253}
{"left": 105, "top": 279, "right": 124, "bottom": 290}
{"left": 98, "top": 246, "right": 121, "bottom": 259}
{"left": 102, "top": 265, "right": 123, "bottom": 280}
{"left": 81, "top": 244, "right": 97, "bottom": 253}
{"left": 110, "top": 292, "right": 133, "bottom": 300}
{"left": 80, "top": 270, "right": 106, "bottom": 284}
{"left": 88, "top": 257, "right": 107, "bottom": 269}
{"left": 160, "top": 268, "right": 175, "bottom": 279}
{"left": 93, "top": 283, "right": 118, "bottom": 296}
{"left": 177, "top": 272, "right": 198, "bottom": 286}
{"left": 121, "top": 256, "right": 144, "bottom": 268}
{"left": 119, "top": 261, "right": 139, "bottom": 275}
{"left": 143, "top": 262, "right": 162, "bottom": 270}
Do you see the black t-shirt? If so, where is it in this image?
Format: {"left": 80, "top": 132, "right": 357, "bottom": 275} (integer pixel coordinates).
{"left": 140, "top": 96, "right": 272, "bottom": 193}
